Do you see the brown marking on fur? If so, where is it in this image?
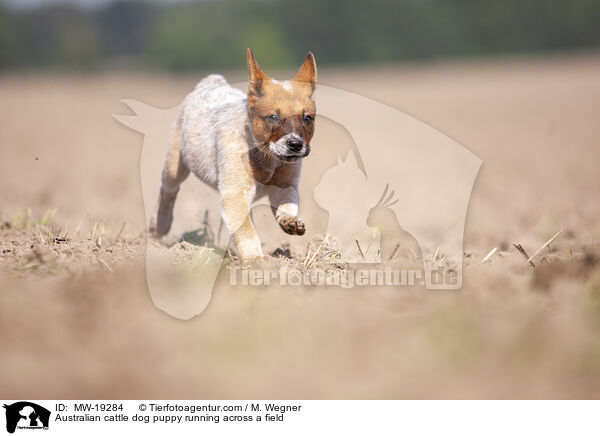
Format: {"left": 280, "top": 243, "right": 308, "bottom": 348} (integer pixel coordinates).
{"left": 243, "top": 150, "right": 302, "bottom": 189}
{"left": 278, "top": 215, "right": 306, "bottom": 236}
{"left": 293, "top": 52, "right": 318, "bottom": 86}
{"left": 269, "top": 160, "right": 302, "bottom": 187}
{"left": 246, "top": 49, "right": 317, "bottom": 150}
{"left": 244, "top": 146, "right": 279, "bottom": 186}
{"left": 246, "top": 47, "right": 269, "bottom": 96}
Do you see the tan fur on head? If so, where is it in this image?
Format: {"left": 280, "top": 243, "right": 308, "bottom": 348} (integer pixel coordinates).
{"left": 246, "top": 48, "right": 317, "bottom": 162}
{"left": 246, "top": 48, "right": 270, "bottom": 97}
{"left": 293, "top": 52, "right": 317, "bottom": 88}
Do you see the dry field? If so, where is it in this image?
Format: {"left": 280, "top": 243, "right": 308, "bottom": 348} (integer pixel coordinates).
{"left": 1, "top": 53, "right": 600, "bottom": 398}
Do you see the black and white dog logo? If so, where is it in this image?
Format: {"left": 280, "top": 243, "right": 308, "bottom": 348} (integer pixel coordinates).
{"left": 3, "top": 402, "right": 50, "bottom": 434}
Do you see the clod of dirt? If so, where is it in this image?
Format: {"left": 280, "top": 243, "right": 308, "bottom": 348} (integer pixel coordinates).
{"left": 532, "top": 252, "right": 598, "bottom": 290}
{"left": 29, "top": 245, "right": 57, "bottom": 264}
{"left": 272, "top": 243, "right": 292, "bottom": 259}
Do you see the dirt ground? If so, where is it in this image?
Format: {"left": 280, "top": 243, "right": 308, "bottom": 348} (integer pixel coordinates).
{"left": 1, "top": 53, "right": 600, "bottom": 399}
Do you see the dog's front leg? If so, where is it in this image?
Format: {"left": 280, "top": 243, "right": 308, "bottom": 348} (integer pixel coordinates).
{"left": 220, "top": 183, "right": 263, "bottom": 260}
{"left": 270, "top": 184, "right": 306, "bottom": 236}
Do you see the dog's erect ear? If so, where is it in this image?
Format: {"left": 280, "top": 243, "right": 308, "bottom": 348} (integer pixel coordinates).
{"left": 293, "top": 52, "right": 317, "bottom": 86}
{"left": 247, "top": 48, "right": 270, "bottom": 96}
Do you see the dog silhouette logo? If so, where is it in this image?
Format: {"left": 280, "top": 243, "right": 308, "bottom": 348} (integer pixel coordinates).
{"left": 115, "top": 82, "right": 481, "bottom": 319}
{"left": 3, "top": 402, "right": 50, "bottom": 434}
{"left": 315, "top": 150, "right": 422, "bottom": 264}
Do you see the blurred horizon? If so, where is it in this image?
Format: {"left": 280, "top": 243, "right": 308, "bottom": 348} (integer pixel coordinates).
{"left": 1, "top": 0, "right": 600, "bottom": 71}
{"left": 0, "top": 0, "right": 190, "bottom": 10}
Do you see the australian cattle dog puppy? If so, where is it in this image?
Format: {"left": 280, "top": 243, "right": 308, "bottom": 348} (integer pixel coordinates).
{"left": 150, "top": 49, "right": 317, "bottom": 260}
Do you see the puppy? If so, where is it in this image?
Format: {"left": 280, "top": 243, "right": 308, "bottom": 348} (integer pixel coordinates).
{"left": 150, "top": 48, "right": 317, "bottom": 260}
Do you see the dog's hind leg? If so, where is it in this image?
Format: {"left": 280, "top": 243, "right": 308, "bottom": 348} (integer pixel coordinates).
{"left": 150, "top": 117, "right": 190, "bottom": 238}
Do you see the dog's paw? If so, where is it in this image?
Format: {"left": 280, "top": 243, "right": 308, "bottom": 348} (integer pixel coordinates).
{"left": 278, "top": 216, "right": 306, "bottom": 236}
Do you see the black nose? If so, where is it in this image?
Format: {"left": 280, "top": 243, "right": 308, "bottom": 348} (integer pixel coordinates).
{"left": 286, "top": 138, "right": 304, "bottom": 152}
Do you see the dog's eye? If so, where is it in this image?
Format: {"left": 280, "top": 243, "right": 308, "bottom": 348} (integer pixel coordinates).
{"left": 266, "top": 114, "right": 280, "bottom": 123}
{"left": 303, "top": 114, "right": 314, "bottom": 124}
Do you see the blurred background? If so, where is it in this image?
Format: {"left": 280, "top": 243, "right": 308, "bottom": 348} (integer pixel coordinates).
{"left": 1, "top": 0, "right": 600, "bottom": 71}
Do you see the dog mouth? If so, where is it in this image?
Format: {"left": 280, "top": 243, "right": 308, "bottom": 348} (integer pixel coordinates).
{"left": 271, "top": 146, "right": 311, "bottom": 163}
{"left": 278, "top": 154, "right": 303, "bottom": 162}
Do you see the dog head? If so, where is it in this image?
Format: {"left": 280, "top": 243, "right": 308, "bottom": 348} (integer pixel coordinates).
{"left": 246, "top": 48, "right": 317, "bottom": 163}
